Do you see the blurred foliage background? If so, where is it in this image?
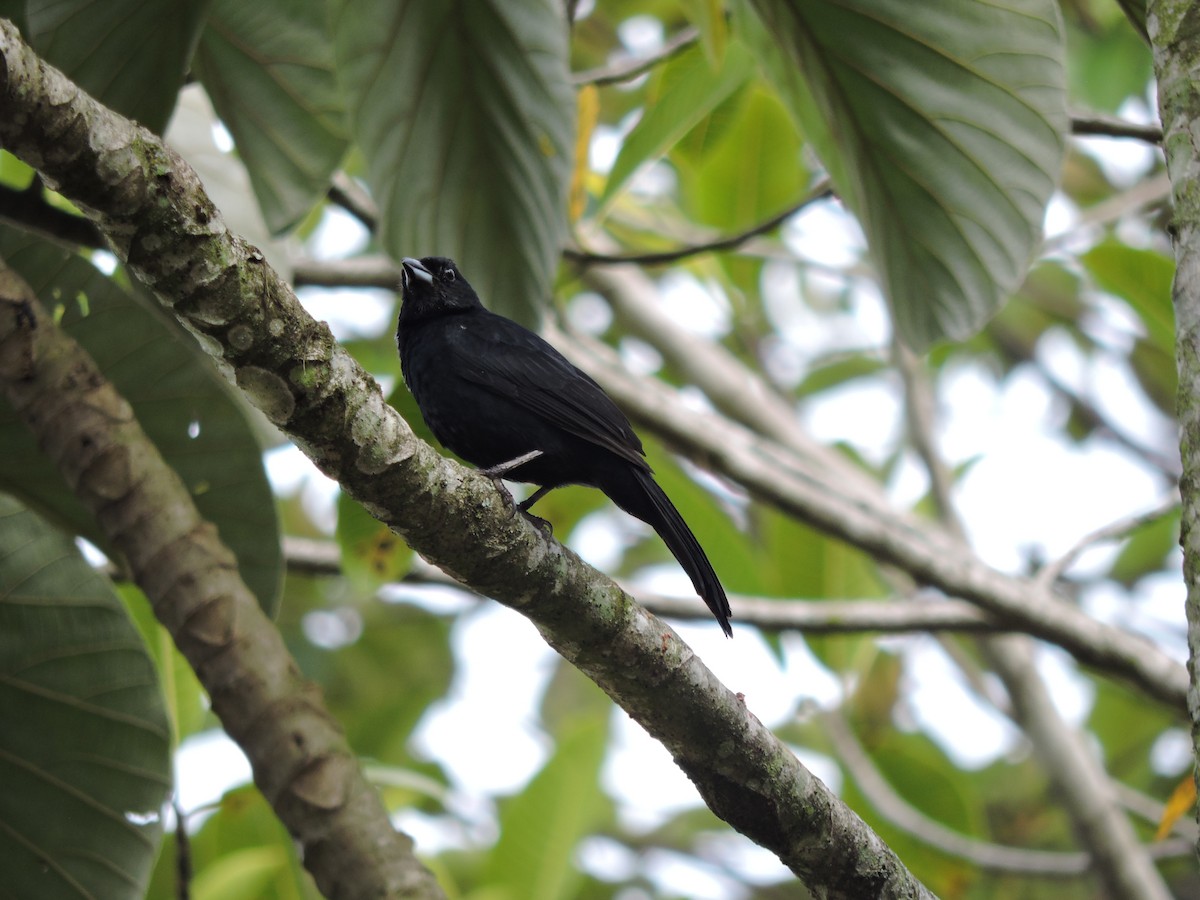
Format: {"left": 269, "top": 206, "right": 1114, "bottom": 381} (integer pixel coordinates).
{"left": 0, "top": 0, "right": 1193, "bottom": 897}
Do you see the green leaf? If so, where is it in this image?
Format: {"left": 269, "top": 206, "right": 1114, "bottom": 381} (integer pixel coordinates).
{"left": 1088, "top": 679, "right": 1178, "bottom": 785}
{"left": 482, "top": 712, "right": 610, "bottom": 900}
{"left": 118, "top": 583, "right": 209, "bottom": 744}
{"left": 321, "top": 604, "right": 455, "bottom": 765}
{"left": 797, "top": 353, "right": 888, "bottom": 396}
{"left": 746, "top": 0, "right": 1068, "bottom": 348}
{"left": 601, "top": 42, "right": 755, "bottom": 209}
{"left": 0, "top": 495, "right": 171, "bottom": 900}
{"left": 677, "top": 84, "right": 807, "bottom": 229}
{"left": 332, "top": 0, "right": 575, "bottom": 325}
{"left": 680, "top": 0, "right": 730, "bottom": 66}
{"left": 193, "top": 846, "right": 289, "bottom": 900}
{"left": 25, "top": 0, "right": 212, "bottom": 134}
{"left": 1081, "top": 240, "right": 1175, "bottom": 351}
{"left": 1066, "top": 14, "right": 1151, "bottom": 111}
{"left": 1108, "top": 508, "right": 1179, "bottom": 588}
{"left": 1112, "top": 0, "right": 1148, "bottom": 42}
{"left": 148, "top": 784, "right": 312, "bottom": 900}
{"left": 0, "top": 232, "right": 283, "bottom": 615}
{"left": 335, "top": 491, "right": 414, "bottom": 593}
{"left": 193, "top": 0, "right": 350, "bottom": 233}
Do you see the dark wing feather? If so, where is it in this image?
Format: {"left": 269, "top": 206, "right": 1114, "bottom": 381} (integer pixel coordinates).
{"left": 457, "top": 312, "right": 649, "bottom": 470}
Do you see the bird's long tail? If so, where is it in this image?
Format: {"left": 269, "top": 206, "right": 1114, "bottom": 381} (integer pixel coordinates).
{"left": 604, "top": 466, "right": 732, "bottom": 636}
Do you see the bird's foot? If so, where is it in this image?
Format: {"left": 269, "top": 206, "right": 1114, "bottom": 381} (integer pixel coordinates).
{"left": 486, "top": 475, "right": 520, "bottom": 516}
{"left": 521, "top": 510, "right": 554, "bottom": 538}
{"left": 484, "top": 477, "right": 553, "bottom": 536}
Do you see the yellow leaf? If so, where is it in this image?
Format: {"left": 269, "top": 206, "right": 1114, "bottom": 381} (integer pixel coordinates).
{"left": 1155, "top": 776, "right": 1195, "bottom": 840}
{"left": 570, "top": 85, "right": 599, "bottom": 223}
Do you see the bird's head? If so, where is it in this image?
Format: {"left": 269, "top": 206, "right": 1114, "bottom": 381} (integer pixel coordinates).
{"left": 400, "top": 256, "right": 481, "bottom": 318}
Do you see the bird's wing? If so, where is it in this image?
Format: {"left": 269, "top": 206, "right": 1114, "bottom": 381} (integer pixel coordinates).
{"left": 457, "top": 314, "right": 650, "bottom": 470}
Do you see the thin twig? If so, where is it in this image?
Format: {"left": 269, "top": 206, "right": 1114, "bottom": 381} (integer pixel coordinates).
{"left": 1035, "top": 497, "right": 1180, "bottom": 588}
{"left": 174, "top": 796, "right": 192, "bottom": 900}
{"left": 1071, "top": 112, "right": 1163, "bottom": 143}
{"left": 293, "top": 255, "right": 399, "bottom": 289}
{"left": 328, "top": 171, "right": 379, "bottom": 232}
{"left": 564, "top": 178, "right": 833, "bottom": 267}
{"left": 572, "top": 26, "right": 701, "bottom": 86}
{"left": 281, "top": 537, "right": 1013, "bottom": 634}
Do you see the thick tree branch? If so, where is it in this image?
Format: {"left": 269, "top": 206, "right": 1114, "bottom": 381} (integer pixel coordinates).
{"left": 824, "top": 711, "right": 1191, "bottom": 875}
{"left": 0, "top": 261, "right": 444, "bottom": 900}
{"left": 0, "top": 21, "right": 934, "bottom": 898}
{"left": 1150, "top": 0, "right": 1200, "bottom": 850}
{"left": 551, "top": 328, "right": 1189, "bottom": 707}
{"left": 894, "top": 339, "right": 1172, "bottom": 900}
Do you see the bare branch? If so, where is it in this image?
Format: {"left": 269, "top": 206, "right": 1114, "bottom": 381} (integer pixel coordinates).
{"left": 328, "top": 172, "right": 379, "bottom": 232}
{"left": 1036, "top": 497, "right": 1180, "bottom": 588}
{"left": 895, "top": 316, "right": 1173, "bottom": 900}
{"left": 282, "top": 536, "right": 1013, "bottom": 634}
{"left": 564, "top": 179, "right": 833, "bottom": 267}
{"left": 1150, "top": 0, "right": 1200, "bottom": 855}
{"left": 825, "top": 711, "right": 1092, "bottom": 875}
{"left": 550, "top": 328, "right": 1189, "bottom": 707}
{"left": 825, "top": 711, "right": 1192, "bottom": 874}
{"left": 294, "top": 255, "right": 399, "bottom": 289}
{"left": 1070, "top": 112, "right": 1163, "bottom": 143}
{"left": 572, "top": 25, "right": 701, "bottom": 86}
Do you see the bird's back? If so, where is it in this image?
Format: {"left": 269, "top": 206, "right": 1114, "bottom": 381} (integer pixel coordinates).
{"left": 399, "top": 307, "right": 647, "bottom": 485}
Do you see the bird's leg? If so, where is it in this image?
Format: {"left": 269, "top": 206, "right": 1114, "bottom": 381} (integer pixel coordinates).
{"left": 516, "top": 485, "right": 555, "bottom": 537}
{"left": 518, "top": 485, "right": 554, "bottom": 513}
{"left": 477, "top": 451, "right": 554, "bottom": 536}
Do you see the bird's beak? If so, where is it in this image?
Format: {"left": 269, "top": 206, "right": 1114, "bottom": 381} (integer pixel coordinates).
{"left": 401, "top": 257, "right": 434, "bottom": 288}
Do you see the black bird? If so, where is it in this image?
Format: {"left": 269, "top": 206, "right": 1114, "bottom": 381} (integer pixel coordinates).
{"left": 397, "top": 256, "right": 732, "bottom": 636}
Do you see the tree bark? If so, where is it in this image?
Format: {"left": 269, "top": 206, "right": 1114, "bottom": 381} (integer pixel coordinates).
{"left": 1150, "top": 0, "right": 1200, "bottom": 851}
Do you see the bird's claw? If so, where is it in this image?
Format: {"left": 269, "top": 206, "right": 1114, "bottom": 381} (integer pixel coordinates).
{"left": 521, "top": 510, "right": 554, "bottom": 538}
{"left": 485, "top": 477, "right": 551, "bottom": 535}
{"left": 488, "top": 476, "right": 519, "bottom": 515}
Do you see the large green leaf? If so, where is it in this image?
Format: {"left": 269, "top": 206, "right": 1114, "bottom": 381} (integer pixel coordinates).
{"left": 676, "top": 84, "right": 807, "bottom": 230}
{"left": 193, "top": 0, "right": 350, "bottom": 233}
{"left": 24, "top": 0, "right": 212, "bottom": 134}
{"left": 0, "top": 232, "right": 282, "bottom": 615}
{"left": 480, "top": 703, "right": 610, "bottom": 900}
{"left": 147, "top": 784, "right": 311, "bottom": 900}
{"left": 601, "top": 42, "right": 755, "bottom": 209}
{"left": 0, "top": 495, "right": 171, "bottom": 900}
{"left": 745, "top": 0, "right": 1068, "bottom": 348}
{"left": 321, "top": 604, "right": 454, "bottom": 766}
{"left": 1081, "top": 240, "right": 1175, "bottom": 351}
{"left": 331, "top": 0, "right": 574, "bottom": 325}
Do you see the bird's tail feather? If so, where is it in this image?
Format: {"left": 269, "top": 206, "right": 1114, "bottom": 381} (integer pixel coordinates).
{"left": 606, "top": 466, "right": 732, "bottom": 636}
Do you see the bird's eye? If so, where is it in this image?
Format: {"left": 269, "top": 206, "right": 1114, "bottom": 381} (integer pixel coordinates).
{"left": 443, "top": 268, "right": 456, "bottom": 282}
